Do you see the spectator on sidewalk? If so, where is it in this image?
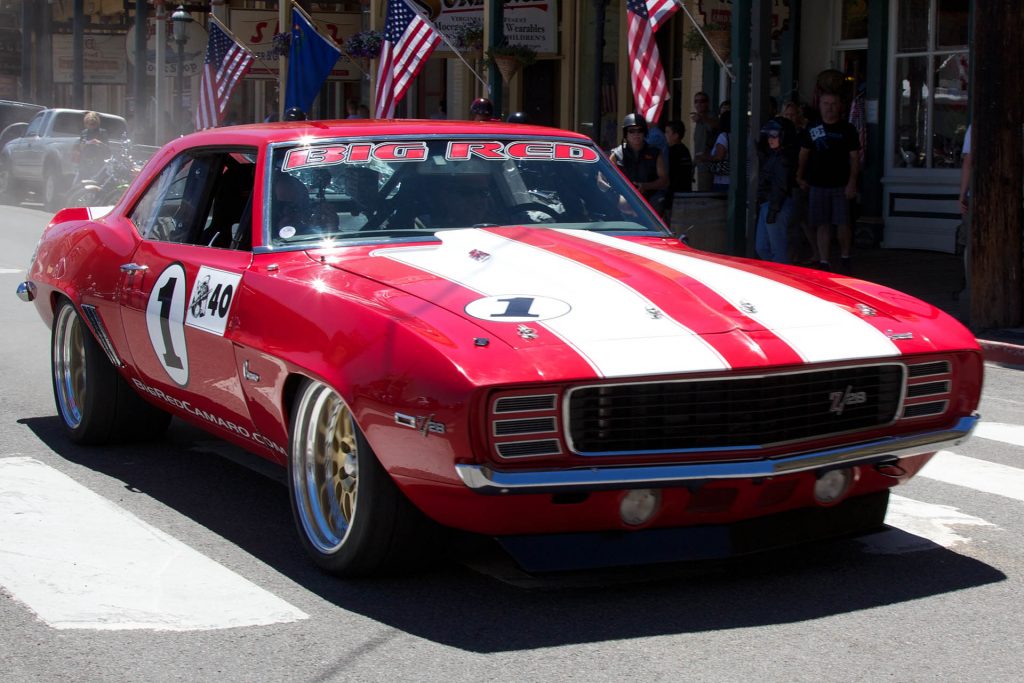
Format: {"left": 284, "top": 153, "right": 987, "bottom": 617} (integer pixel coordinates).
{"left": 663, "top": 119, "right": 694, "bottom": 219}
{"left": 689, "top": 91, "right": 718, "bottom": 192}
{"left": 754, "top": 120, "right": 797, "bottom": 264}
{"left": 695, "top": 114, "right": 731, "bottom": 194}
{"left": 797, "top": 92, "right": 861, "bottom": 274}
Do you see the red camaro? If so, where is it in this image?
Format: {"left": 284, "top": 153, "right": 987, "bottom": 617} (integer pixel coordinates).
{"left": 17, "top": 120, "right": 982, "bottom": 575}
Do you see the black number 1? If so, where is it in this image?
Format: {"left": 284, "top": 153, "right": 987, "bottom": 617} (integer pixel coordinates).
{"left": 156, "top": 277, "right": 184, "bottom": 369}
{"left": 492, "top": 297, "right": 538, "bottom": 318}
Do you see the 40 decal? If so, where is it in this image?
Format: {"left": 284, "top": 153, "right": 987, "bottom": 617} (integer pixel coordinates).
{"left": 185, "top": 266, "right": 242, "bottom": 337}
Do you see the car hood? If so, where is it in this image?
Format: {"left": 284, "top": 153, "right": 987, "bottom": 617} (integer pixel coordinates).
{"left": 322, "top": 227, "right": 947, "bottom": 376}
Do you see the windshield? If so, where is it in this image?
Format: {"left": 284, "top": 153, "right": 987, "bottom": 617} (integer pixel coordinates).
{"left": 264, "top": 137, "right": 667, "bottom": 248}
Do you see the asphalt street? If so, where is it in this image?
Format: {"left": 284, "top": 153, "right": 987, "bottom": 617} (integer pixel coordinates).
{"left": 2, "top": 205, "right": 1023, "bottom": 682}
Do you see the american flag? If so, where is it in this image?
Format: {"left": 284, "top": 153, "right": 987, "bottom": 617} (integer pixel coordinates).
{"left": 626, "top": 0, "right": 670, "bottom": 125}
{"left": 195, "top": 19, "right": 254, "bottom": 131}
{"left": 374, "top": 0, "right": 442, "bottom": 119}
{"left": 646, "top": 0, "right": 680, "bottom": 32}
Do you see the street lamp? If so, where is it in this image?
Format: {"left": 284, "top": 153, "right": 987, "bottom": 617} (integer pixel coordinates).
{"left": 171, "top": 5, "right": 193, "bottom": 134}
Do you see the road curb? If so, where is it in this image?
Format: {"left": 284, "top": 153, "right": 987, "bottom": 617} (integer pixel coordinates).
{"left": 978, "top": 338, "right": 1024, "bottom": 369}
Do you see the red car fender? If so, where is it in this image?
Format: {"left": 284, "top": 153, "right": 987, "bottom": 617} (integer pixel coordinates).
{"left": 228, "top": 258, "right": 496, "bottom": 486}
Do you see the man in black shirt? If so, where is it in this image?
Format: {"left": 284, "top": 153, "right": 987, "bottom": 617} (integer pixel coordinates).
{"left": 797, "top": 93, "right": 860, "bottom": 273}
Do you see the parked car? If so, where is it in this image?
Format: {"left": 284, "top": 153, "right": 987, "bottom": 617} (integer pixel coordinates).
{"left": 0, "top": 99, "right": 44, "bottom": 152}
{"left": 16, "top": 120, "right": 982, "bottom": 576}
{"left": 0, "top": 108, "right": 126, "bottom": 207}
{"left": 0, "top": 99, "right": 44, "bottom": 131}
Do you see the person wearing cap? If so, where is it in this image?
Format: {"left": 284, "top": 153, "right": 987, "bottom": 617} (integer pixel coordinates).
{"left": 755, "top": 119, "right": 797, "bottom": 264}
{"left": 609, "top": 113, "right": 668, "bottom": 213}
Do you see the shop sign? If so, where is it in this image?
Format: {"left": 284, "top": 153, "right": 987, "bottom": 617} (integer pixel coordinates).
{"left": 431, "top": 0, "right": 558, "bottom": 55}
{"left": 698, "top": 0, "right": 791, "bottom": 38}
{"left": 125, "top": 19, "right": 205, "bottom": 77}
{"left": 231, "top": 9, "right": 362, "bottom": 79}
{"left": 53, "top": 34, "right": 127, "bottom": 84}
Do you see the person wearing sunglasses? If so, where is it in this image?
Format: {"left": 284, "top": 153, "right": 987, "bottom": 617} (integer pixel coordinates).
{"left": 755, "top": 119, "right": 797, "bottom": 264}
{"left": 610, "top": 113, "right": 669, "bottom": 214}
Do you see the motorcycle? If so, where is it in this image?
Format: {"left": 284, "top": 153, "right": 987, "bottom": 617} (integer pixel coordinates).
{"left": 67, "top": 141, "right": 142, "bottom": 207}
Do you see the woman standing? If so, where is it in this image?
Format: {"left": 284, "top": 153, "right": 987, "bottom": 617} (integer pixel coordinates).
{"left": 754, "top": 119, "right": 796, "bottom": 263}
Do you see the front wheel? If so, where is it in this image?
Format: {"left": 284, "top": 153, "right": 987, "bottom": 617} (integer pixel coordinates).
{"left": 68, "top": 186, "right": 101, "bottom": 208}
{"left": 42, "top": 171, "right": 64, "bottom": 210}
{"left": 51, "top": 299, "right": 171, "bottom": 444}
{"left": 288, "top": 379, "right": 432, "bottom": 576}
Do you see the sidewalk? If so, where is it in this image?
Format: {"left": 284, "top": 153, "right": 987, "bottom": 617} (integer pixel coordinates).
{"left": 850, "top": 246, "right": 1024, "bottom": 368}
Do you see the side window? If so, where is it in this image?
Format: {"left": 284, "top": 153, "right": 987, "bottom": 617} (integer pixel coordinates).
{"left": 52, "top": 113, "right": 82, "bottom": 136}
{"left": 129, "top": 155, "right": 196, "bottom": 242}
{"left": 25, "top": 113, "right": 44, "bottom": 137}
{"left": 128, "top": 149, "right": 257, "bottom": 250}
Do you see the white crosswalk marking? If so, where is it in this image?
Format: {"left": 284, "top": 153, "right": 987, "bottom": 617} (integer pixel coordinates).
{"left": 862, "top": 494, "right": 998, "bottom": 554}
{"left": 918, "top": 449, "right": 1024, "bottom": 503}
{"left": 0, "top": 457, "right": 308, "bottom": 631}
{"left": 974, "top": 421, "right": 1024, "bottom": 448}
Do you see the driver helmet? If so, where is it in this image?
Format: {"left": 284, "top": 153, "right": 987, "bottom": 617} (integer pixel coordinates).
{"left": 506, "top": 111, "right": 530, "bottom": 124}
{"left": 621, "top": 112, "right": 648, "bottom": 139}
{"left": 283, "top": 107, "right": 308, "bottom": 121}
{"left": 470, "top": 98, "right": 494, "bottom": 119}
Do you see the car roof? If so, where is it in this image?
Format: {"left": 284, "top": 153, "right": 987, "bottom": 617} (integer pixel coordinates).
{"left": 40, "top": 108, "right": 127, "bottom": 123}
{"left": 174, "top": 119, "right": 594, "bottom": 147}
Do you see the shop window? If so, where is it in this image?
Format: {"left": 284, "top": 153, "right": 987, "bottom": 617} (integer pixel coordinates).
{"left": 891, "top": 0, "right": 969, "bottom": 170}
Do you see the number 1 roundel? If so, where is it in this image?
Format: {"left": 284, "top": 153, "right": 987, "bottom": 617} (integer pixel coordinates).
{"left": 146, "top": 263, "right": 189, "bottom": 386}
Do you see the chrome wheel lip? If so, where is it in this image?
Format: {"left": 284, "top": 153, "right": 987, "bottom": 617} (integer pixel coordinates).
{"left": 53, "top": 304, "right": 85, "bottom": 429}
{"left": 292, "top": 382, "right": 359, "bottom": 555}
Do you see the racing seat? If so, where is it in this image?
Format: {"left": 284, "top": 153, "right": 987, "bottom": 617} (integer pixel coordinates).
{"left": 201, "top": 164, "right": 255, "bottom": 248}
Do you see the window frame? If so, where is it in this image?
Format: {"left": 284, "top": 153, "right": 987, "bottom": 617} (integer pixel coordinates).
{"left": 885, "top": 0, "right": 969, "bottom": 178}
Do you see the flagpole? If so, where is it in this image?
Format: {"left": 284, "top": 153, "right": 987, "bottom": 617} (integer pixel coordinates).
{"left": 679, "top": 1, "right": 734, "bottom": 81}
{"left": 405, "top": 2, "right": 488, "bottom": 91}
{"left": 198, "top": 16, "right": 272, "bottom": 81}
{"left": 279, "top": 1, "right": 290, "bottom": 120}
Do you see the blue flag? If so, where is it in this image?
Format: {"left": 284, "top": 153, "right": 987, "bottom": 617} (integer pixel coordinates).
{"left": 285, "top": 8, "right": 341, "bottom": 114}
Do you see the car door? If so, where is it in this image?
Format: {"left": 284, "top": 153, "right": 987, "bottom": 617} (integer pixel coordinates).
{"left": 8, "top": 111, "right": 44, "bottom": 180}
{"left": 117, "top": 147, "right": 259, "bottom": 441}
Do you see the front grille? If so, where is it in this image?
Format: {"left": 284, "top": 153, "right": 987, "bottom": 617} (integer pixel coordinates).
{"left": 567, "top": 365, "right": 904, "bottom": 454}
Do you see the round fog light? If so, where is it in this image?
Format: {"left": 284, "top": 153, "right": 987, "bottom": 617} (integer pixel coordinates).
{"left": 619, "top": 488, "right": 661, "bottom": 526}
{"left": 814, "top": 469, "right": 853, "bottom": 504}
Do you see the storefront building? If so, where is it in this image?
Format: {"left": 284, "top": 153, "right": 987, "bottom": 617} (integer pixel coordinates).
{"left": 10, "top": 0, "right": 977, "bottom": 257}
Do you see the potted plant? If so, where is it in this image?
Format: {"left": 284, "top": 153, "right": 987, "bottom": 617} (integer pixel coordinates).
{"left": 449, "top": 19, "right": 484, "bottom": 56}
{"left": 485, "top": 40, "right": 537, "bottom": 82}
{"left": 344, "top": 30, "right": 384, "bottom": 60}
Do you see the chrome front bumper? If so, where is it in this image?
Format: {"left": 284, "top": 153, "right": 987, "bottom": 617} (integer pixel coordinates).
{"left": 455, "top": 414, "right": 978, "bottom": 494}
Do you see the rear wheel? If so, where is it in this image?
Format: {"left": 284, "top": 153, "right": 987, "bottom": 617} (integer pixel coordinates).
{"left": 51, "top": 299, "right": 170, "bottom": 444}
{"left": 68, "top": 186, "right": 101, "bottom": 208}
{"left": 42, "top": 167, "right": 64, "bottom": 210}
{"left": 288, "top": 379, "right": 432, "bottom": 576}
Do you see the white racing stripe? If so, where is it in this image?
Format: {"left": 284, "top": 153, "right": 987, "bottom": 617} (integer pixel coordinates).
{"left": 974, "top": 421, "right": 1024, "bottom": 449}
{"left": 0, "top": 457, "right": 308, "bottom": 631}
{"left": 918, "top": 449, "right": 1024, "bottom": 503}
{"left": 860, "top": 494, "right": 997, "bottom": 554}
{"left": 381, "top": 229, "right": 729, "bottom": 377}
{"left": 560, "top": 230, "right": 900, "bottom": 363}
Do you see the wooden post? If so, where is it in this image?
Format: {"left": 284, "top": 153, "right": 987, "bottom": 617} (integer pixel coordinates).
{"left": 969, "top": 0, "right": 1024, "bottom": 328}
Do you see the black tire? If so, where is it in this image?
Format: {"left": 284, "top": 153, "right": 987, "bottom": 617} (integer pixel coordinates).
{"left": 68, "top": 187, "right": 100, "bottom": 208}
{"left": 287, "top": 378, "right": 432, "bottom": 576}
{"left": 51, "top": 299, "right": 171, "bottom": 444}
{"left": 42, "top": 167, "right": 65, "bottom": 211}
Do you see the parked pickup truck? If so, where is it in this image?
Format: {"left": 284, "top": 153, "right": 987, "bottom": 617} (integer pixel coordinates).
{"left": 0, "top": 108, "right": 127, "bottom": 208}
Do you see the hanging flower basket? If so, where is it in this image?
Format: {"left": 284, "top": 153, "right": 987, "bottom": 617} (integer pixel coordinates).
{"left": 344, "top": 30, "right": 383, "bottom": 60}
{"left": 448, "top": 19, "right": 484, "bottom": 58}
{"left": 485, "top": 42, "right": 537, "bottom": 83}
